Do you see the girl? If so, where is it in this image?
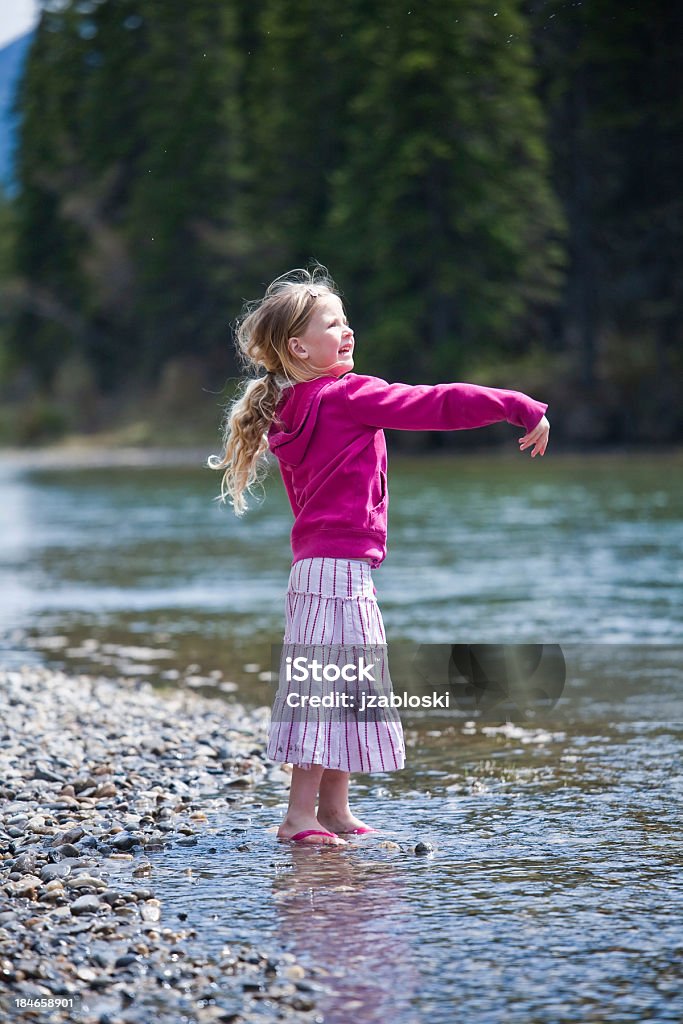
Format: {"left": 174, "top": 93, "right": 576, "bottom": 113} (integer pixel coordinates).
{"left": 209, "top": 265, "right": 549, "bottom": 847}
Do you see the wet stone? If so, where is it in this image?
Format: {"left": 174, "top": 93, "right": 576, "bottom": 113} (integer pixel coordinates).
{"left": 111, "top": 832, "right": 140, "bottom": 851}
{"left": 67, "top": 919, "right": 95, "bottom": 934}
{"left": 414, "top": 841, "right": 434, "bottom": 855}
{"left": 64, "top": 875, "right": 108, "bottom": 890}
{"left": 73, "top": 777, "right": 99, "bottom": 794}
{"left": 40, "top": 864, "right": 70, "bottom": 888}
{"left": 114, "top": 905, "right": 136, "bottom": 918}
{"left": 34, "top": 765, "right": 66, "bottom": 783}
{"left": 290, "top": 995, "right": 316, "bottom": 1012}
{"left": 51, "top": 826, "right": 85, "bottom": 847}
{"left": 70, "top": 894, "right": 101, "bottom": 915}
{"left": 114, "top": 954, "right": 140, "bottom": 968}
{"left": 13, "top": 852, "right": 38, "bottom": 874}
{"left": 6, "top": 874, "right": 43, "bottom": 896}
{"left": 132, "top": 888, "right": 153, "bottom": 900}
{"left": 101, "top": 890, "right": 123, "bottom": 906}
{"left": 51, "top": 843, "right": 82, "bottom": 859}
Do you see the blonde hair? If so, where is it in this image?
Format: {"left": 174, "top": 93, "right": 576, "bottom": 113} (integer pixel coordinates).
{"left": 207, "top": 264, "right": 342, "bottom": 515}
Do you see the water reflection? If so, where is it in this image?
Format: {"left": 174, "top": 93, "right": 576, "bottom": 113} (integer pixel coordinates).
{"left": 104, "top": 704, "right": 683, "bottom": 1024}
{"left": 272, "top": 847, "right": 420, "bottom": 1023}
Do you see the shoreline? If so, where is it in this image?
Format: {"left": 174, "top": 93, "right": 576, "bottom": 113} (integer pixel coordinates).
{"left": 0, "top": 666, "right": 323, "bottom": 1023}
{"left": 0, "top": 441, "right": 682, "bottom": 472}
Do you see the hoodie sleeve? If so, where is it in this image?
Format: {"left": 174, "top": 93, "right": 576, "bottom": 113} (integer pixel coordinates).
{"left": 344, "top": 373, "right": 548, "bottom": 433}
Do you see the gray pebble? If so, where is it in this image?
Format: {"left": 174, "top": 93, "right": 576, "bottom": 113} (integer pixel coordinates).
{"left": 34, "top": 765, "right": 66, "bottom": 783}
{"left": 114, "top": 954, "right": 140, "bottom": 968}
{"left": 40, "top": 863, "right": 71, "bottom": 882}
{"left": 65, "top": 875, "right": 108, "bottom": 890}
{"left": 101, "top": 890, "right": 123, "bottom": 906}
{"left": 111, "top": 832, "right": 140, "bottom": 851}
{"left": 51, "top": 843, "right": 82, "bottom": 858}
{"left": 70, "top": 894, "right": 101, "bottom": 915}
{"left": 51, "top": 826, "right": 85, "bottom": 847}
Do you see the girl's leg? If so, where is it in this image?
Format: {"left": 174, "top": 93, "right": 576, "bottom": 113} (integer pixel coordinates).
{"left": 278, "top": 765, "right": 347, "bottom": 845}
{"left": 316, "top": 769, "right": 373, "bottom": 834}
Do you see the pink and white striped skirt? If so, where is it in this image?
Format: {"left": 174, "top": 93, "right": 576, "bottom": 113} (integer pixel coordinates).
{"left": 267, "top": 557, "right": 406, "bottom": 773}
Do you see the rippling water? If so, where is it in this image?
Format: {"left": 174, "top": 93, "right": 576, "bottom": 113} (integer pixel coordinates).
{"left": 1, "top": 449, "right": 682, "bottom": 1022}
{"left": 121, "top": 708, "right": 682, "bottom": 1024}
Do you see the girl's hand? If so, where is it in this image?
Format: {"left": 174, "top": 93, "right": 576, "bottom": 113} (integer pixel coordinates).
{"left": 519, "top": 415, "right": 549, "bottom": 457}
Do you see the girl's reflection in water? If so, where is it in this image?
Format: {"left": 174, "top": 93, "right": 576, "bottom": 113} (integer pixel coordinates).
{"left": 272, "top": 845, "right": 421, "bottom": 1023}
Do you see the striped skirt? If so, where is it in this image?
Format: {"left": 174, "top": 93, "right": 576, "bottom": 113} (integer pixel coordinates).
{"left": 267, "top": 557, "right": 405, "bottom": 773}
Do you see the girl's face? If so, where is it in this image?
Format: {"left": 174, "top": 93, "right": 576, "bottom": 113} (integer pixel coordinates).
{"left": 287, "top": 293, "right": 354, "bottom": 377}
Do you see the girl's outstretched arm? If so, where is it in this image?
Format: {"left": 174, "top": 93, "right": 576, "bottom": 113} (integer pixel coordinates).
{"left": 344, "top": 373, "right": 548, "bottom": 438}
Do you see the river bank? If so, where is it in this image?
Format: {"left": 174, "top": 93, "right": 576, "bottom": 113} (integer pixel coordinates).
{"left": 0, "top": 666, "right": 326, "bottom": 1024}
{"left": 2, "top": 440, "right": 682, "bottom": 473}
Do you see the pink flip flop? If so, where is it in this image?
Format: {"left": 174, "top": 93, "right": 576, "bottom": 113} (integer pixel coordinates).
{"left": 279, "top": 829, "right": 340, "bottom": 844}
{"left": 338, "top": 827, "right": 379, "bottom": 835}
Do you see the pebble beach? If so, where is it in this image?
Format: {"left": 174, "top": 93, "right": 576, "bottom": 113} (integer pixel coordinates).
{"left": 0, "top": 666, "right": 325, "bottom": 1024}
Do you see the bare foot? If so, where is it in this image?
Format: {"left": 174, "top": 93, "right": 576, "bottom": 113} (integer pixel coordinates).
{"left": 317, "top": 810, "right": 377, "bottom": 835}
{"left": 277, "top": 816, "right": 347, "bottom": 846}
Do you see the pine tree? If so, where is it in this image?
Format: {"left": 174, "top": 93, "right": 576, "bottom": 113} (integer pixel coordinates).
{"left": 8, "top": 0, "right": 249, "bottom": 390}
{"left": 529, "top": 0, "right": 683, "bottom": 436}
{"left": 119, "top": 0, "right": 247, "bottom": 378}
{"left": 325, "top": 0, "right": 566, "bottom": 381}
{"left": 8, "top": 0, "right": 565, "bottom": 406}
{"left": 9, "top": 2, "right": 96, "bottom": 386}
{"left": 238, "top": 0, "right": 354, "bottom": 278}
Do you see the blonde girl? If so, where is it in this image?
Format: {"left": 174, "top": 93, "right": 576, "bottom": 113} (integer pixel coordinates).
{"left": 209, "top": 265, "right": 549, "bottom": 846}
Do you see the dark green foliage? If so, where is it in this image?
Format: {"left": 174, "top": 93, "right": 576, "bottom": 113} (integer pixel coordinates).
{"left": 528, "top": 0, "right": 683, "bottom": 436}
{"left": 7, "top": 0, "right": 249, "bottom": 391}
{"left": 3, "top": 0, "right": 562, "bottom": 392}
{"left": 325, "top": 1, "right": 565, "bottom": 381}
{"left": 0, "top": 0, "right": 680, "bottom": 440}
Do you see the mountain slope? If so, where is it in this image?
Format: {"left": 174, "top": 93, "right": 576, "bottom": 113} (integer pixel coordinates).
{"left": 0, "top": 31, "right": 35, "bottom": 195}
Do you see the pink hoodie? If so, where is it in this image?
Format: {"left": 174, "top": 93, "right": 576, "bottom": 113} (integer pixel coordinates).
{"left": 268, "top": 372, "right": 548, "bottom": 569}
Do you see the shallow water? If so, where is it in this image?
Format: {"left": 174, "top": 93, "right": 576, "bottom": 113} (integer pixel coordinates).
{"left": 1, "top": 450, "right": 682, "bottom": 683}
{"left": 1, "top": 450, "right": 682, "bottom": 1021}
{"left": 127, "top": 705, "right": 683, "bottom": 1024}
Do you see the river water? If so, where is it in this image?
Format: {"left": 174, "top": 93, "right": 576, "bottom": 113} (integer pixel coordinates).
{"left": 1, "top": 449, "right": 682, "bottom": 1022}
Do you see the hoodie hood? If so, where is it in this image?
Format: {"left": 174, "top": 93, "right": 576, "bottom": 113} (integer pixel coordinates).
{"left": 268, "top": 376, "right": 339, "bottom": 467}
